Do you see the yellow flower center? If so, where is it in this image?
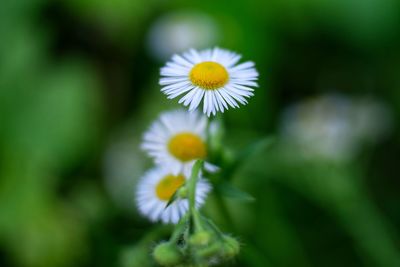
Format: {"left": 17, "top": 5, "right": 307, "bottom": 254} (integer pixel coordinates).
{"left": 155, "top": 174, "right": 185, "bottom": 201}
{"left": 189, "top": 61, "right": 229, "bottom": 90}
{"left": 168, "top": 132, "right": 206, "bottom": 162}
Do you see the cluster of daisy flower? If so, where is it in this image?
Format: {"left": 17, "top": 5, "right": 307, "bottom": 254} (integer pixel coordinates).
{"left": 137, "top": 110, "right": 212, "bottom": 224}
{"left": 135, "top": 47, "right": 258, "bottom": 266}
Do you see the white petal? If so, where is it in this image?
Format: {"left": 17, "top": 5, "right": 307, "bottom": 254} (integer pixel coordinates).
{"left": 188, "top": 88, "right": 205, "bottom": 111}
{"left": 229, "top": 61, "right": 255, "bottom": 72}
{"left": 218, "top": 88, "right": 240, "bottom": 108}
{"left": 160, "top": 77, "right": 188, "bottom": 85}
{"left": 172, "top": 54, "right": 194, "bottom": 68}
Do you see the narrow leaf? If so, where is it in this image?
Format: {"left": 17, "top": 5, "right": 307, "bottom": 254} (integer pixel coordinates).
{"left": 164, "top": 190, "right": 179, "bottom": 209}
{"left": 236, "top": 136, "right": 275, "bottom": 165}
{"left": 224, "top": 136, "right": 276, "bottom": 180}
{"left": 217, "top": 182, "right": 255, "bottom": 202}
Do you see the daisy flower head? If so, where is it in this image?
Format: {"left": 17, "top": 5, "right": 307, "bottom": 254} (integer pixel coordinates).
{"left": 136, "top": 167, "right": 211, "bottom": 224}
{"left": 160, "top": 47, "right": 259, "bottom": 116}
{"left": 142, "top": 109, "right": 217, "bottom": 174}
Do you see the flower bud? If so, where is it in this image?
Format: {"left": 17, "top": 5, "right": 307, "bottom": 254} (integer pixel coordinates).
{"left": 153, "top": 242, "right": 183, "bottom": 266}
{"left": 222, "top": 235, "right": 240, "bottom": 259}
{"left": 196, "top": 242, "right": 222, "bottom": 259}
{"left": 177, "top": 186, "right": 188, "bottom": 198}
{"left": 189, "top": 231, "right": 212, "bottom": 247}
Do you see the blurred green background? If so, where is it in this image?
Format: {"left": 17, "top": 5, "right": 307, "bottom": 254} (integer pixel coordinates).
{"left": 0, "top": 0, "right": 399, "bottom": 266}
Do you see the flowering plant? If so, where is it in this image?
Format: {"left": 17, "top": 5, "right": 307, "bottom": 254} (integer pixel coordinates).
{"left": 134, "top": 47, "right": 259, "bottom": 266}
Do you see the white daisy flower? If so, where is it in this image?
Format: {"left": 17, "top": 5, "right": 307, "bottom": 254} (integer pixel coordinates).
{"left": 136, "top": 167, "right": 211, "bottom": 224}
{"left": 142, "top": 109, "right": 217, "bottom": 174}
{"left": 160, "top": 47, "right": 259, "bottom": 116}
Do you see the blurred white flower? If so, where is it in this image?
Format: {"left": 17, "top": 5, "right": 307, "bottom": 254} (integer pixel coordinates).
{"left": 280, "top": 94, "right": 393, "bottom": 162}
{"left": 147, "top": 11, "right": 219, "bottom": 61}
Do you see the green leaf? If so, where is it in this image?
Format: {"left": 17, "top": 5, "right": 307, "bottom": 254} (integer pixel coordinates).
{"left": 164, "top": 189, "right": 180, "bottom": 209}
{"left": 224, "top": 136, "right": 276, "bottom": 180}
{"left": 217, "top": 182, "right": 255, "bottom": 202}
{"left": 236, "top": 136, "right": 276, "bottom": 165}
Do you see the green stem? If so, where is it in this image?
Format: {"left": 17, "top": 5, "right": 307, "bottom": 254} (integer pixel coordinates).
{"left": 188, "top": 160, "right": 204, "bottom": 231}
{"left": 192, "top": 209, "right": 205, "bottom": 231}
{"left": 205, "top": 116, "right": 212, "bottom": 148}
{"left": 203, "top": 216, "right": 225, "bottom": 239}
{"left": 169, "top": 214, "right": 188, "bottom": 243}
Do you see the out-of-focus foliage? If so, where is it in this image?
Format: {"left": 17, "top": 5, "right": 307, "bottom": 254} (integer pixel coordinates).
{"left": 0, "top": 0, "right": 399, "bottom": 266}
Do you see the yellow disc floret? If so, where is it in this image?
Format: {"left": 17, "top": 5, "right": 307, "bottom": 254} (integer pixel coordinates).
{"left": 168, "top": 132, "right": 206, "bottom": 162}
{"left": 190, "top": 61, "right": 229, "bottom": 90}
{"left": 156, "top": 174, "right": 185, "bottom": 201}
